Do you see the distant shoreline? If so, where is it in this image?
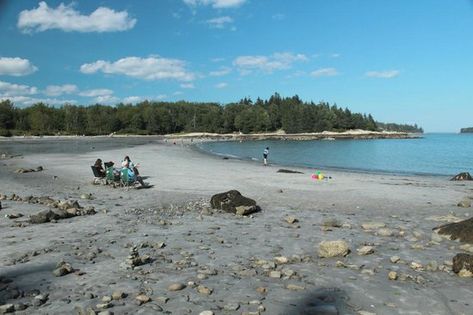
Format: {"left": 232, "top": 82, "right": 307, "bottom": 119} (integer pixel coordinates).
{"left": 0, "top": 130, "right": 422, "bottom": 142}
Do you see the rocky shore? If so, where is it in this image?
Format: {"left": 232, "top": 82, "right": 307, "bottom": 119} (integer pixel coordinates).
{"left": 0, "top": 139, "right": 471, "bottom": 315}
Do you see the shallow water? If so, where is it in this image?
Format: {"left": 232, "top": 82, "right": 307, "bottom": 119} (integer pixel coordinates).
{"left": 197, "top": 133, "right": 473, "bottom": 176}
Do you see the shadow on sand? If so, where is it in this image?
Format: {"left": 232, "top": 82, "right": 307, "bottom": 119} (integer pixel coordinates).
{"left": 282, "top": 287, "right": 355, "bottom": 315}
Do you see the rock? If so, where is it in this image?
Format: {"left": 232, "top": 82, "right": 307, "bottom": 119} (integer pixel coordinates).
{"left": 390, "top": 256, "right": 400, "bottom": 263}
{"left": 274, "top": 256, "right": 289, "bottom": 264}
{"left": 388, "top": 271, "right": 398, "bottom": 280}
{"left": 199, "top": 312, "right": 214, "bottom": 315}
{"left": 358, "top": 311, "right": 376, "bottom": 315}
{"left": 96, "top": 303, "right": 111, "bottom": 310}
{"left": 286, "top": 284, "right": 305, "bottom": 291}
{"left": 135, "top": 294, "right": 151, "bottom": 304}
{"left": 80, "top": 193, "right": 92, "bottom": 200}
{"left": 318, "top": 240, "right": 350, "bottom": 258}
{"left": 111, "top": 291, "right": 126, "bottom": 300}
{"left": 197, "top": 285, "right": 212, "bottom": 295}
{"left": 53, "top": 261, "right": 73, "bottom": 276}
{"left": 168, "top": 283, "right": 186, "bottom": 291}
{"left": 426, "top": 261, "right": 438, "bottom": 272}
{"left": 459, "top": 244, "right": 473, "bottom": 253}
{"left": 361, "top": 222, "right": 386, "bottom": 230}
{"left": 357, "top": 246, "right": 374, "bottom": 256}
{"left": 377, "top": 228, "right": 394, "bottom": 237}
{"left": 452, "top": 253, "right": 473, "bottom": 274}
{"left": 30, "top": 210, "right": 60, "bottom": 224}
{"left": 450, "top": 172, "right": 473, "bottom": 181}
{"left": 269, "top": 271, "right": 281, "bottom": 278}
{"left": 435, "top": 217, "right": 473, "bottom": 243}
{"left": 457, "top": 199, "right": 471, "bottom": 208}
{"left": 210, "top": 190, "right": 259, "bottom": 214}
{"left": 5, "top": 213, "right": 23, "bottom": 219}
{"left": 98, "top": 311, "right": 113, "bottom": 315}
{"left": 458, "top": 269, "right": 473, "bottom": 278}
{"left": 235, "top": 205, "right": 259, "bottom": 216}
{"left": 36, "top": 166, "right": 43, "bottom": 172}
{"left": 256, "top": 287, "right": 267, "bottom": 294}
{"left": 33, "top": 294, "right": 48, "bottom": 306}
{"left": 0, "top": 304, "right": 14, "bottom": 314}
{"left": 410, "top": 262, "right": 423, "bottom": 271}
{"left": 322, "top": 218, "right": 342, "bottom": 228}
{"left": 277, "top": 169, "right": 304, "bottom": 174}
{"left": 102, "top": 296, "right": 112, "bottom": 303}
{"left": 224, "top": 303, "right": 240, "bottom": 311}
{"left": 285, "top": 216, "right": 299, "bottom": 224}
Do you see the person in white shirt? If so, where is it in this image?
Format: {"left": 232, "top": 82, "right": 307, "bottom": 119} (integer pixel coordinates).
{"left": 263, "top": 147, "right": 269, "bottom": 166}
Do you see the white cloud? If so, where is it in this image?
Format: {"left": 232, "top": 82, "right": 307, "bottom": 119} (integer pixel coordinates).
{"left": 209, "top": 66, "right": 231, "bottom": 76}
{"left": 272, "top": 13, "right": 285, "bottom": 20}
{"left": 18, "top": 1, "right": 136, "bottom": 33}
{"left": 180, "top": 83, "right": 195, "bottom": 89}
{"left": 211, "top": 57, "right": 225, "bottom": 62}
{"left": 79, "top": 88, "right": 114, "bottom": 98}
{"left": 80, "top": 56, "right": 195, "bottom": 81}
{"left": 0, "top": 80, "right": 38, "bottom": 96}
{"left": 44, "top": 84, "right": 78, "bottom": 96}
{"left": 206, "top": 16, "right": 233, "bottom": 29}
{"left": 123, "top": 96, "right": 142, "bottom": 104}
{"left": 215, "top": 82, "right": 228, "bottom": 88}
{"left": 233, "top": 52, "right": 308, "bottom": 73}
{"left": 330, "top": 53, "right": 341, "bottom": 58}
{"left": 173, "top": 91, "right": 183, "bottom": 96}
{"left": 310, "top": 68, "right": 339, "bottom": 77}
{"left": 94, "top": 95, "right": 119, "bottom": 104}
{"left": 183, "top": 0, "right": 246, "bottom": 9}
{"left": 0, "top": 95, "right": 76, "bottom": 107}
{"left": 365, "top": 70, "right": 400, "bottom": 78}
{"left": 0, "top": 57, "right": 38, "bottom": 76}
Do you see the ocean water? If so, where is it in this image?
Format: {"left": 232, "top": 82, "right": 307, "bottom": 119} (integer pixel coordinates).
{"left": 197, "top": 133, "right": 473, "bottom": 176}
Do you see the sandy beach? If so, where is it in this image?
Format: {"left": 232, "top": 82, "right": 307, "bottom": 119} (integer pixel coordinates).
{"left": 1, "top": 139, "right": 472, "bottom": 315}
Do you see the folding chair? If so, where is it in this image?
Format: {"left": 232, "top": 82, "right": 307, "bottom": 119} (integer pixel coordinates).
{"left": 106, "top": 166, "right": 118, "bottom": 185}
{"left": 120, "top": 168, "right": 137, "bottom": 190}
{"left": 91, "top": 166, "right": 106, "bottom": 185}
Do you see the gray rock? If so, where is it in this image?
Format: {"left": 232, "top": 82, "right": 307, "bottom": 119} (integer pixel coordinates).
{"left": 318, "top": 240, "right": 350, "bottom": 258}
{"left": 453, "top": 253, "right": 473, "bottom": 274}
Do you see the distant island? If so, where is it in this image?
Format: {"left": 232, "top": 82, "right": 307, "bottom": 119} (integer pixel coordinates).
{"left": 0, "top": 93, "right": 423, "bottom": 137}
{"left": 460, "top": 127, "right": 473, "bottom": 133}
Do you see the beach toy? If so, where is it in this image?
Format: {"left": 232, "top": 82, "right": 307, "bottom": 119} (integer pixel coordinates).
{"left": 311, "top": 174, "right": 318, "bottom": 180}
{"left": 318, "top": 174, "right": 324, "bottom": 180}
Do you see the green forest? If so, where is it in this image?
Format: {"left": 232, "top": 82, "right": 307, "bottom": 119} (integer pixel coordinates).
{"left": 0, "top": 93, "right": 422, "bottom": 136}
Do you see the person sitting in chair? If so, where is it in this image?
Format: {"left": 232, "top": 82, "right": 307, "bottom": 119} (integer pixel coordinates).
{"left": 94, "top": 159, "right": 106, "bottom": 177}
{"left": 122, "top": 156, "right": 140, "bottom": 175}
{"left": 124, "top": 164, "right": 146, "bottom": 187}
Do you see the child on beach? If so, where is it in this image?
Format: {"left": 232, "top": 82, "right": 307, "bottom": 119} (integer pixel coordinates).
{"left": 263, "top": 147, "right": 269, "bottom": 166}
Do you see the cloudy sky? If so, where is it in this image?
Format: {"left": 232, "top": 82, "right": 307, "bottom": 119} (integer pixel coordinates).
{"left": 1, "top": 0, "right": 473, "bottom": 131}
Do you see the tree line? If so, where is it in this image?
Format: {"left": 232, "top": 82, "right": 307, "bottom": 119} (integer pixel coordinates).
{"left": 0, "top": 93, "right": 422, "bottom": 136}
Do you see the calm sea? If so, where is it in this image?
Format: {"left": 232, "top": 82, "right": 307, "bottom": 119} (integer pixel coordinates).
{"left": 197, "top": 133, "right": 473, "bottom": 176}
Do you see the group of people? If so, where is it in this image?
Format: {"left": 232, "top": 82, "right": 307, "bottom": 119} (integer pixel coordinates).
{"left": 94, "top": 155, "right": 146, "bottom": 186}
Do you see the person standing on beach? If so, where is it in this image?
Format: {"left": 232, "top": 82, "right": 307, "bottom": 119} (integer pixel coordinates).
{"left": 263, "top": 147, "right": 269, "bottom": 166}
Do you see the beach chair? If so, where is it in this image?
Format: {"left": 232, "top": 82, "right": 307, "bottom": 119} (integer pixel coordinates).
{"left": 91, "top": 166, "right": 106, "bottom": 185}
{"left": 120, "top": 168, "right": 137, "bottom": 189}
{"left": 105, "top": 166, "right": 118, "bottom": 185}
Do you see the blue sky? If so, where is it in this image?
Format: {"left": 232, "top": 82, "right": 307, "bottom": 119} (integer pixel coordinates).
{"left": 1, "top": 0, "right": 473, "bottom": 132}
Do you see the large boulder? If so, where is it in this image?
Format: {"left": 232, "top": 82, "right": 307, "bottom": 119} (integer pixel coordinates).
{"left": 210, "top": 190, "right": 259, "bottom": 215}
{"left": 435, "top": 217, "right": 473, "bottom": 243}
{"left": 452, "top": 253, "right": 473, "bottom": 274}
{"left": 451, "top": 172, "right": 473, "bottom": 181}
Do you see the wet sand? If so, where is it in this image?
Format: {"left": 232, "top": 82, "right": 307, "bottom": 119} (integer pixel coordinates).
{"left": 0, "top": 139, "right": 472, "bottom": 314}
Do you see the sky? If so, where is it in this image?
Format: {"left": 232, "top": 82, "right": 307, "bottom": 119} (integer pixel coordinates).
{"left": 1, "top": 0, "right": 473, "bottom": 132}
